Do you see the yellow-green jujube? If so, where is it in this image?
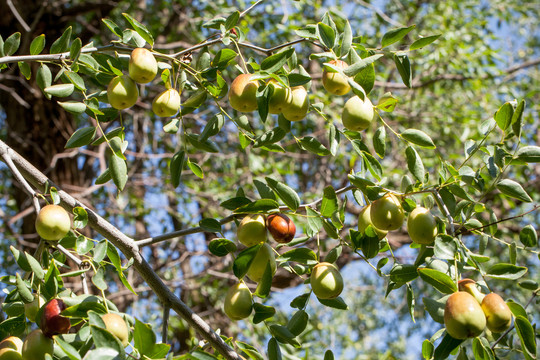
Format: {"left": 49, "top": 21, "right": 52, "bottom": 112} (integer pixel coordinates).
{"left": 407, "top": 206, "right": 438, "bottom": 245}
{"left": 322, "top": 59, "right": 351, "bottom": 95}
{"left": 21, "top": 330, "right": 53, "bottom": 360}
{"left": 444, "top": 292, "right": 486, "bottom": 340}
{"left": 102, "top": 313, "right": 130, "bottom": 347}
{"left": 35, "top": 204, "right": 71, "bottom": 241}
{"left": 0, "top": 349, "right": 22, "bottom": 360}
{"left": 310, "top": 262, "right": 344, "bottom": 299}
{"left": 24, "top": 294, "right": 46, "bottom": 322}
{"left": 246, "top": 243, "right": 276, "bottom": 282}
{"left": 107, "top": 75, "right": 139, "bottom": 110}
{"left": 129, "top": 48, "right": 158, "bottom": 84}
{"left": 370, "top": 194, "right": 405, "bottom": 231}
{"left": 152, "top": 88, "right": 181, "bottom": 117}
{"left": 267, "top": 80, "right": 293, "bottom": 114}
{"left": 481, "top": 293, "right": 512, "bottom": 333}
{"left": 223, "top": 282, "right": 253, "bottom": 320}
{"left": 228, "top": 74, "right": 259, "bottom": 112}
{"left": 282, "top": 86, "right": 309, "bottom": 122}
{"left": 342, "top": 95, "right": 374, "bottom": 131}
{"left": 358, "top": 204, "right": 388, "bottom": 239}
{"left": 0, "top": 337, "right": 23, "bottom": 352}
{"left": 237, "top": 214, "right": 267, "bottom": 247}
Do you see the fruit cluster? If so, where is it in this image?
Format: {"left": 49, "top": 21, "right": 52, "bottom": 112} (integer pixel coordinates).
{"left": 107, "top": 48, "right": 181, "bottom": 117}
{"left": 224, "top": 213, "right": 296, "bottom": 320}
{"left": 224, "top": 212, "right": 346, "bottom": 320}
{"left": 358, "top": 193, "right": 439, "bottom": 245}
{"left": 0, "top": 296, "right": 129, "bottom": 360}
{"left": 444, "top": 279, "right": 513, "bottom": 340}
{"left": 227, "top": 59, "right": 376, "bottom": 131}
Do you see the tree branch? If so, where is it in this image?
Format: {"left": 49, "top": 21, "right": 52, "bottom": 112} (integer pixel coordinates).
{"left": 0, "top": 139, "right": 241, "bottom": 360}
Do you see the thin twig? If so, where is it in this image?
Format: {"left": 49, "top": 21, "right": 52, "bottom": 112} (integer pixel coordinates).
{"left": 6, "top": 0, "right": 31, "bottom": 32}
{"left": 455, "top": 205, "right": 540, "bottom": 236}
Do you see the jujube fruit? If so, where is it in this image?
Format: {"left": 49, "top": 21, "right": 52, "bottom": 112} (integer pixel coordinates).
{"left": 40, "top": 298, "right": 71, "bottom": 337}
{"left": 102, "top": 313, "right": 130, "bottom": 347}
{"left": 481, "top": 293, "right": 512, "bottom": 333}
{"left": 152, "top": 88, "right": 181, "bottom": 117}
{"left": 35, "top": 204, "right": 71, "bottom": 241}
{"left": 358, "top": 204, "right": 388, "bottom": 239}
{"left": 342, "top": 95, "right": 374, "bottom": 132}
{"left": 322, "top": 59, "right": 351, "bottom": 95}
{"left": 267, "top": 80, "right": 293, "bottom": 114}
{"left": 107, "top": 75, "right": 139, "bottom": 110}
{"left": 0, "top": 336, "right": 23, "bottom": 360}
{"left": 21, "top": 330, "right": 53, "bottom": 360}
{"left": 228, "top": 74, "right": 259, "bottom": 112}
{"left": 369, "top": 194, "right": 405, "bottom": 231}
{"left": 444, "top": 292, "right": 486, "bottom": 340}
{"left": 129, "top": 48, "right": 158, "bottom": 84}
{"left": 223, "top": 282, "right": 253, "bottom": 320}
{"left": 237, "top": 214, "right": 267, "bottom": 247}
{"left": 266, "top": 213, "right": 296, "bottom": 244}
{"left": 407, "top": 206, "right": 438, "bottom": 245}
{"left": 246, "top": 243, "right": 276, "bottom": 282}
{"left": 310, "top": 262, "right": 344, "bottom": 299}
{"left": 282, "top": 86, "right": 309, "bottom": 122}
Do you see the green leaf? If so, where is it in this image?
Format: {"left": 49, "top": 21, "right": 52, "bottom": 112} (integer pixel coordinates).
{"left": 65, "top": 71, "right": 86, "bottom": 91}
{"left": 317, "top": 296, "right": 348, "bottom": 310}
{"left": 17, "top": 62, "right": 31, "bottom": 80}
{"left": 390, "top": 263, "right": 418, "bottom": 284}
{"left": 253, "top": 128, "right": 286, "bottom": 148}
{"left": 494, "top": 102, "right": 513, "bottom": 131}
{"left": 234, "top": 199, "right": 280, "bottom": 214}
{"left": 401, "top": 129, "right": 436, "bottom": 149}
{"left": 381, "top": 25, "right": 415, "bottom": 48}
{"left": 199, "top": 218, "right": 221, "bottom": 233}
{"left": 70, "top": 38, "right": 82, "bottom": 62}
{"left": 486, "top": 263, "right": 527, "bottom": 280}
{"left": 44, "top": 83, "right": 75, "bottom": 97}
{"left": 320, "top": 186, "right": 338, "bottom": 217}
{"left": 200, "top": 114, "right": 225, "bottom": 141}
{"left": 290, "top": 293, "right": 310, "bottom": 309}
{"left": 30, "top": 34, "right": 46, "bottom": 55}
{"left": 373, "top": 126, "right": 386, "bottom": 158}
{"left": 433, "top": 334, "right": 464, "bottom": 359}
{"left": 514, "top": 315, "right": 536, "bottom": 360}
{"left": 73, "top": 206, "right": 89, "bottom": 229}
{"left": 317, "top": 22, "right": 335, "bottom": 49}
{"left": 36, "top": 64, "right": 52, "bottom": 98}
{"left": 208, "top": 238, "right": 237, "bottom": 257}
{"left": 16, "top": 273, "right": 34, "bottom": 303}
{"left": 376, "top": 92, "right": 398, "bottom": 112}
{"left": 324, "top": 350, "right": 335, "bottom": 360}
{"left": 511, "top": 99, "right": 525, "bottom": 139}
{"left": 187, "top": 159, "right": 204, "bottom": 179}
{"left": 54, "top": 336, "right": 82, "bottom": 360}
{"left": 50, "top": 27, "right": 72, "bottom": 54}
{"left": 109, "top": 154, "right": 128, "bottom": 191}
{"left": 185, "top": 133, "right": 219, "bottom": 153}
{"left": 277, "top": 248, "right": 317, "bottom": 265}
{"left": 361, "top": 151, "right": 383, "bottom": 181}
{"left": 10, "top": 246, "right": 31, "bottom": 272}
{"left": 225, "top": 11, "right": 240, "bottom": 30}
{"left": 65, "top": 127, "right": 96, "bottom": 148}
{"left": 267, "top": 338, "right": 282, "bottom": 360}
{"left": 4, "top": 32, "right": 21, "bottom": 56}
{"left": 496, "top": 179, "right": 532, "bottom": 202}
{"left": 340, "top": 20, "right": 352, "bottom": 56}
{"left": 287, "top": 310, "right": 309, "bottom": 336}
{"left": 261, "top": 48, "right": 294, "bottom": 73}
{"left": 422, "top": 340, "right": 434, "bottom": 359}
{"left": 288, "top": 73, "right": 312, "bottom": 87}
{"left": 265, "top": 177, "right": 300, "bottom": 211}
{"left": 91, "top": 267, "right": 108, "bottom": 290}
{"left": 170, "top": 150, "right": 185, "bottom": 188}
{"left": 405, "top": 146, "right": 425, "bottom": 182}
{"left": 418, "top": 268, "right": 457, "bottom": 294}
{"left": 299, "top": 136, "right": 331, "bottom": 156}
{"left": 269, "top": 325, "right": 299, "bottom": 347}
{"left": 57, "top": 101, "right": 87, "bottom": 114}
{"left": 212, "top": 49, "right": 237, "bottom": 69}
{"left": 353, "top": 63, "right": 375, "bottom": 94}
{"left": 254, "top": 179, "right": 276, "bottom": 200}
{"left": 122, "top": 13, "right": 154, "bottom": 46}
{"left": 252, "top": 303, "right": 275, "bottom": 324}
{"left": 409, "top": 34, "right": 441, "bottom": 50}
{"left": 394, "top": 52, "right": 412, "bottom": 88}
{"left": 233, "top": 244, "right": 261, "bottom": 279}
{"left": 102, "top": 18, "right": 123, "bottom": 37}
{"left": 26, "top": 252, "right": 45, "bottom": 280}
{"left": 519, "top": 225, "right": 537, "bottom": 247}
{"left": 516, "top": 145, "right": 540, "bottom": 163}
